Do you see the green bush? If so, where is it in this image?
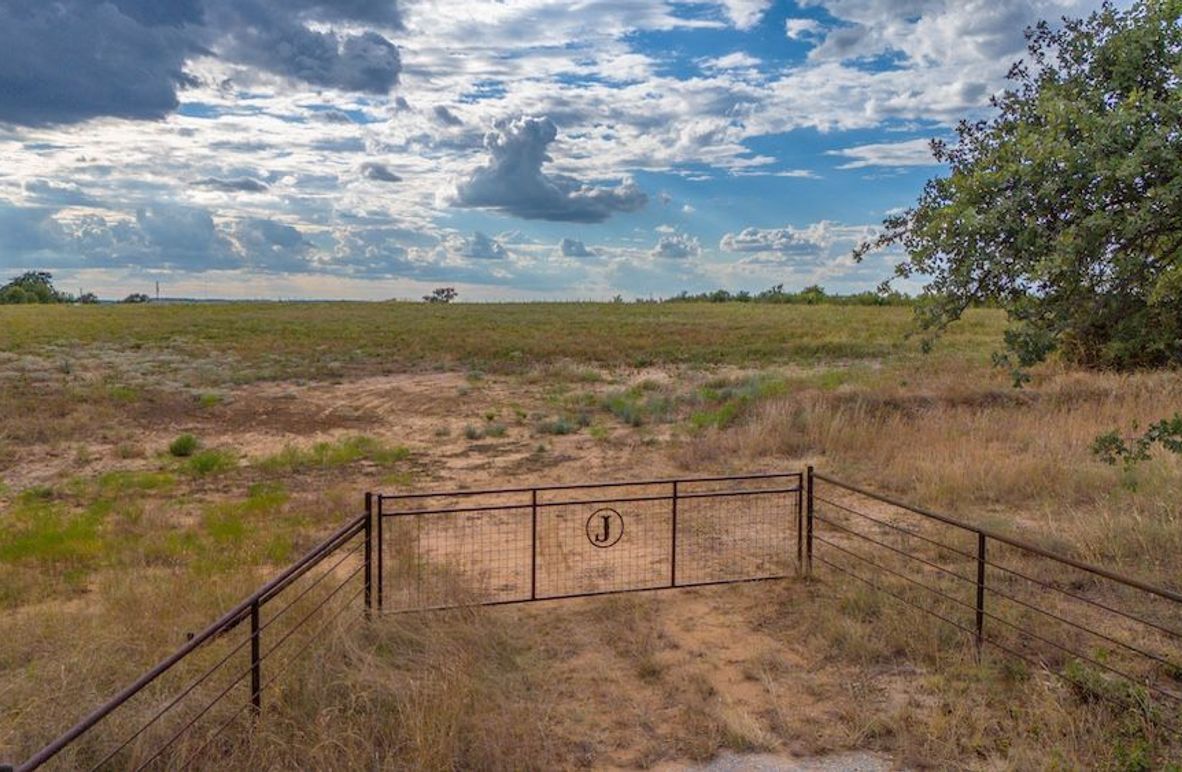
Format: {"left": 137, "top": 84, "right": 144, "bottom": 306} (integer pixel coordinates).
{"left": 169, "top": 434, "right": 199, "bottom": 457}
{"left": 185, "top": 449, "right": 237, "bottom": 476}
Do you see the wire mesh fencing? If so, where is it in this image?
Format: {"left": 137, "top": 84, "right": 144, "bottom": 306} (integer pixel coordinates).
{"left": 376, "top": 472, "right": 803, "bottom": 611}
{"left": 21, "top": 464, "right": 1182, "bottom": 770}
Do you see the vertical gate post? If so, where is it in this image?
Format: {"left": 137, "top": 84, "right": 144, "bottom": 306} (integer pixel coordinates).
{"left": 796, "top": 474, "right": 804, "bottom": 575}
{"left": 805, "top": 466, "right": 814, "bottom": 578}
{"left": 249, "top": 600, "right": 261, "bottom": 716}
{"left": 364, "top": 493, "right": 373, "bottom": 618}
{"left": 975, "top": 532, "right": 987, "bottom": 660}
{"left": 670, "top": 481, "right": 679, "bottom": 588}
{"left": 530, "top": 489, "right": 538, "bottom": 601}
{"left": 376, "top": 495, "right": 384, "bottom": 613}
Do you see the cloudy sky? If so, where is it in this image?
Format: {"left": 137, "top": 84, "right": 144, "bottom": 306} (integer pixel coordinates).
{"left": 0, "top": 0, "right": 1120, "bottom": 300}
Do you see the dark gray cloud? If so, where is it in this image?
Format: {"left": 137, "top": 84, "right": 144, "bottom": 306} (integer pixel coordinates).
{"left": 23, "top": 180, "right": 106, "bottom": 208}
{"left": 235, "top": 217, "right": 311, "bottom": 272}
{"left": 0, "top": 0, "right": 401, "bottom": 126}
{"left": 558, "top": 237, "right": 594, "bottom": 257}
{"left": 135, "top": 204, "right": 241, "bottom": 270}
{"left": 450, "top": 115, "right": 647, "bottom": 223}
{"left": 360, "top": 162, "right": 402, "bottom": 182}
{"left": 213, "top": 10, "right": 401, "bottom": 95}
{"left": 651, "top": 233, "right": 700, "bottom": 259}
{"left": 0, "top": 2, "right": 199, "bottom": 125}
{"left": 193, "top": 176, "right": 270, "bottom": 192}
{"left": 0, "top": 205, "right": 65, "bottom": 256}
{"left": 433, "top": 105, "right": 463, "bottom": 126}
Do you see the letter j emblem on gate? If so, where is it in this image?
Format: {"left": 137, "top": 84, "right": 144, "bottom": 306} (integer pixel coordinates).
{"left": 586, "top": 508, "right": 624, "bottom": 548}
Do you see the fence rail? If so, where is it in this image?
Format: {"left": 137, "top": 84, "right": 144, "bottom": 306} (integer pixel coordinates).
{"left": 805, "top": 467, "right": 1182, "bottom": 735}
{"left": 14, "top": 513, "right": 372, "bottom": 771}
{"left": 13, "top": 466, "right": 1182, "bottom": 768}
{"left": 376, "top": 472, "right": 802, "bottom": 611}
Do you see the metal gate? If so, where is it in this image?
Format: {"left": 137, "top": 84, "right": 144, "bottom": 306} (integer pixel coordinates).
{"left": 371, "top": 472, "right": 802, "bottom": 611}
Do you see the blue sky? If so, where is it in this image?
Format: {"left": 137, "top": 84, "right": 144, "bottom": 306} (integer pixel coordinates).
{"left": 0, "top": 0, "right": 1120, "bottom": 300}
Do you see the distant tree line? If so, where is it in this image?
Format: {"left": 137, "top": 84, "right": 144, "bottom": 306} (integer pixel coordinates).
{"left": 662, "top": 284, "right": 913, "bottom": 306}
{"left": 0, "top": 271, "right": 147, "bottom": 305}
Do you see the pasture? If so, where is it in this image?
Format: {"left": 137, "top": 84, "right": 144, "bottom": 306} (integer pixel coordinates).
{"left": 2, "top": 302, "right": 1180, "bottom": 769}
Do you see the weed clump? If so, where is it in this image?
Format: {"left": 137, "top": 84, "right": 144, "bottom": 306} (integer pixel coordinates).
{"left": 258, "top": 435, "right": 409, "bottom": 472}
{"left": 185, "top": 448, "right": 237, "bottom": 476}
{"left": 169, "top": 434, "right": 199, "bottom": 458}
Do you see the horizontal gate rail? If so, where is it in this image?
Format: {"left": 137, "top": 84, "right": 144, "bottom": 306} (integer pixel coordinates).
{"left": 376, "top": 472, "right": 803, "bottom": 612}
{"left": 376, "top": 471, "right": 802, "bottom": 502}
{"left": 806, "top": 467, "right": 1182, "bottom": 735}
{"left": 380, "top": 486, "right": 802, "bottom": 517}
{"left": 17, "top": 466, "right": 1182, "bottom": 769}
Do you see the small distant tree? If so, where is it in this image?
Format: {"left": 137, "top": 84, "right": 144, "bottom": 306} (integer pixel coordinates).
{"left": 121, "top": 293, "right": 151, "bottom": 304}
{"left": 77, "top": 292, "right": 99, "bottom": 304}
{"left": 800, "top": 285, "right": 827, "bottom": 305}
{"left": 423, "top": 287, "right": 457, "bottom": 304}
{"left": 0, "top": 271, "right": 67, "bottom": 304}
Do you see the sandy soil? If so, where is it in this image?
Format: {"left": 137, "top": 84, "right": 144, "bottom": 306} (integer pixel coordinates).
{"left": 2, "top": 367, "right": 911, "bottom": 769}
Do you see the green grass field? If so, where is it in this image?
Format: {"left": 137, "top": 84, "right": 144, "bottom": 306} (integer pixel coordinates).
{"left": 0, "top": 302, "right": 1005, "bottom": 380}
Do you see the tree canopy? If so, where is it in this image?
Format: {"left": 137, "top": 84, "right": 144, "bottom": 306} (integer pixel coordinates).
{"left": 0, "top": 271, "right": 70, "bottom": 304}
{"left": 858, "top": 0, "right": 1182, "bottom": 380}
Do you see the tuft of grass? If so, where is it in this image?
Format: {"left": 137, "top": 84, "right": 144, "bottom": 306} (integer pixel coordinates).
{"left": 107, "top": 385, "right": 138, "bottom": 403}
{"left": 690, "top": 374, "right": 789, "bottom": 430}
{"left": 185, "top": 448, "right": 238, "bottom": 476}
{"left": 257, "top": 435, "right": 409, "bottom": 472}
{"left": 168, "top": 434, "right": 199, "bottom": 458}
{"left": 601, "top": 386, "right": 679, "bottom": 427}
{"left": 0, "top": 497, "right": 105, "bottom": 566}
{"left": 97, "top": 470, "right": 175, "bottom": 495}
{"left": 114, "top": 442, "right": 145, "bottom": 459}
{"left": 536, "top": 416, "right": 578, "bottom": 435}
{"left": 196, "top": 392, "right": 224, "bottom": 408}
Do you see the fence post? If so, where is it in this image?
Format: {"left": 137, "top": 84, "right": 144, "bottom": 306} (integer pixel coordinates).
{"left": 796, "top": 474, "right": 804, "bottom": 575}
{"left": 806, "top": 466, "right": 815, "bottom": 578}
{"left": 530, "top": 489, "right": 538, "bottom": 601}
{"left": 671, "top": 481, "right": 679, "bottom": 588}
{"left": 376, "top": 496, "right": 384, "bottom": 613}
{"left": 364, "top": 493, "right": 373, "bottom": 619}
{"left": 250, "top": 600, "right": 261, "bottom": 716}
{"left": 975, "top": 532, "right": 986, "bottom": 661}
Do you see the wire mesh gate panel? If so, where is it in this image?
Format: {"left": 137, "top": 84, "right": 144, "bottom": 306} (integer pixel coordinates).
{"left": 375, "top": 473, "right": 801, "bottom": 611}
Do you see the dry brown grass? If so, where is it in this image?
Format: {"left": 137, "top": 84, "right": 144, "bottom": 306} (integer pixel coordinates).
{"left": 5, "top": 303, "right": 1182, "bottom": 769}
{"left": 679, "top": 364, "right": 1182, "bottom": 581}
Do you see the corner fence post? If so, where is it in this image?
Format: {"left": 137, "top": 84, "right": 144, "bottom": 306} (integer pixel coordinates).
{"left": 250, "top": 600, "right": 261, "bottom": 716}
{"left": 671, "top": 480, "right": 679, "bottom": 588}
{"left": 805, "top": 466, "right": 815, "bottom": 578}
{"left": 364, "top": 493, "right": 373, "bottom": 619}
{"left": 975, "top": 532, "right": 987, "bottom": 661}
{"left": 530, "top": 489, "right": 538, "bottom": 601}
